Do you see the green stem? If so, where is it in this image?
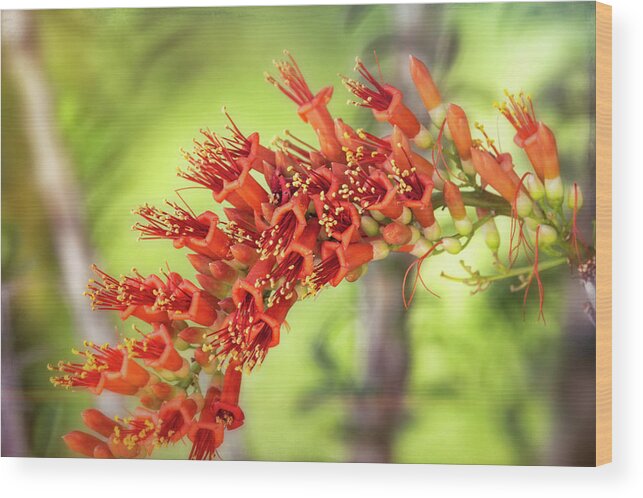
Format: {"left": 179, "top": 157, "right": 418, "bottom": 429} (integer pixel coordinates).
{"left": 432, "top": 190, "right": 513, "bottom": 217}
{"left": 481, "top": 256, "right": 568, "bottom": 283}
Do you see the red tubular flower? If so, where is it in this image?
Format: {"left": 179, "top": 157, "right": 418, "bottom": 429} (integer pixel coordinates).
{"left": 222, "top": 109, "right": 276, "bottom": 171}
{"left": 49, "top": 341, "right": 150, "bottom": 396}
{"left": 210, "top": 363, "right": 245, "bottom": 430}
{"left": 88, "top": 266, "right": 216, "bottom": 326}
{"left": 88, "top": 266, "right": 215, "bottom": 326}
{"left": 166, "top": 279, "right": 219, "bottom": 326}
{"left": 446, "top": 104, "right": 474, "bottom": 175}
{"left": 246, "top": 290, "right": 297, "bottom": 357}
{"left": 409, "top": 55, "right": 442, "bottom": 113}
{"left": 139, "top": 380, "right": 176, "bottom": 409}
{"left": 178, "top": 326, "right": 208, "bottom": 346}
{"left": 314, "top": 195, "right": 361, "bottom": 248}
{"left": 180, "top": 131, "right": 268, "bottom": 213}
{"left": 397, "top": 171, "right": 435, "bottom": 227}
{"left": 343, "top": 166, "right": 403, "bottom": 219}
{"left": 335, "top": 120, "right": 392, "bottom": 168}
{"left": 387, "top": 126, "right": 435, "bottom": 177}
{"left": 111, "top": 408, "right": 159, "bottom": 455}
{"left": 443, "top": 181, "right": 472, "bottom": 235}
{"left": 257, "top": 193, "right": 310, "bottom": 259}
{"left": 156, "top": 394, "right": 199, "bottom": 444}
{"left": 343, "top": 59, "right": 424, "bottom": 141}
{"left": 390, "top": 125, "right": 414, "bottom": 172}
{"left": 232, "top": 256, "right": 276, "bottom": 309}
{"left": 229, "top": 243, "right": 258, "bottom": 268}
{"left": 188, "top": 387, "right": 225, "bottom": 460}
{"left": 498, "top": 92, "right": 561, "bottom": 190}
{"left": 194, "top": 259, "right": 239, "bottom": 299}
{"left": 470, "top": 147, "right": 520, "bottom": 202}
{"left": 266, "top": 52, "right": 343, "bottom": 161}
{"left": 86, "top": 266, "right": 183, "bottom": 324}
{"left": 134, "top": 205, "right": 231, "bottom": 260}
{"left": 308, "top": 241, "right": 374, "bottom": 291}
{"left": 210, "top": 289, "right": 297, "bottom": 371}
{"left": 127, "top": 324, "right": 185, "bottom": 372}
{"left": 470, "top": 147, "right": 532, "bottom": 217}
{"left": 496, "top": 152, "right": 524, "bottom": 190}
{"left": 63, "top": 431, "right": 112, "bottom": 459}
{"left": 261, "top": 219, "right": 319, "bottom": 292}
{"left": 82, "top": 409, "right": 122, "bottom": 445}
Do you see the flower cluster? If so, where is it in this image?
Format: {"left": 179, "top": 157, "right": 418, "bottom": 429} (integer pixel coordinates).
{"left": 51, "top": 51, "right": 592, "bottom": 459}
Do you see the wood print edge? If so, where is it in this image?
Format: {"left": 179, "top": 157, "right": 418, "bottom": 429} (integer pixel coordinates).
{"left": 595, "top": 0, "right": 612, "bottom": 467}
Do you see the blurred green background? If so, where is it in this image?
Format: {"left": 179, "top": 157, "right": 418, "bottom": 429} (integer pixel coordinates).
{"left": 2, "top": 2, "right": 596, "bottom": 464}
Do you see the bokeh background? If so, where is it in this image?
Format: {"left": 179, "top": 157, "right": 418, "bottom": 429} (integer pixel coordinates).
{"left": 2, "top": 2, "right": 596, "bottom": 464}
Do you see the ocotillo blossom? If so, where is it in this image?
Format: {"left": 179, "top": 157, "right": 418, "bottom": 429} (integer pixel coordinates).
{"left": 51, "top": 51, "right": 593, "bottom": 459}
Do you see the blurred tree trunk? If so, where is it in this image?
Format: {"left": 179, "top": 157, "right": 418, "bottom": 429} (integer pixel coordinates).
{"left": 1, "top": 286, "right": 28, "bottom": 456}
{"left": 350, "top": 254, "right": 412, "bottom": 463}
{"left": 544, "top": 76, "right": 597, "bottom": 465}
{"left": 2, "top": 11, "right": 120, "bottom": 414}
{"left": 348, "top": 3, "right": 451, "bottom": 463}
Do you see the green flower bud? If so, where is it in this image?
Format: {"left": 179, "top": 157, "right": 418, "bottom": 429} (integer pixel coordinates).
{"left": 567, "top": 183, "right": 584, "bottom": 211}
{"left": 396, "top": 206, "right": 413, "bottom": 225}
{"left": 442, "top": 237, "right": 462, "bottom": 254}
{"left": 360, "top": 215, "right": 380, "bottom": 237}
{"left": 410, "top": 238, "right": 432, "bottom": 258}
{"left": 524, "top": 173, "right": 545, "bottom": 201}
{"left": 370, "top": 210, "right": 386, "bottom": 222}
{"left": 481, "top": 220, "right": 500, "bottom": 251}
{"left": 429, "top": 103, "right": 448, "bottom": 130}
{"left": 422, "top": 220, "right": 442, "bottom": 241}
{"left": 455, "top": 217, "right": 473, "bottom": 236}
{"left": 174, "top": 337, "right": 190, "bottom": 352}
{"left": 538, "top": 224, "right": 558, "bottom": 246}
{"left": 524, "top": 217, "right": 541, "bottom": 231}
{"left": 413, "top": 125, "right": 433, "bottom": 149}
{"left": 545, "top": 176, "right": 564, "bottom": 205}
{"left": 371, "top": 240, "right": 390, "bottom": 261}
{"left": 461, "top": 158, "right": 475, "bottom": 177}
{"left": 516, "top": 191, "right": 533, "bottom": 218}
{"left": 408, "top": 226, "right": 421, "bottom": 245}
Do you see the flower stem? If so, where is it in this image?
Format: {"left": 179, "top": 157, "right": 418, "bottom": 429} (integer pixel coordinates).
{"left": 433, "top": 190, "right": 513, "bottom": 217}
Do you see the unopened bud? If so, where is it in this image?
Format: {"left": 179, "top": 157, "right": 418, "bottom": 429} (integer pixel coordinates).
{"left": 370, "top": 210, "right": 386, "bottom": 222}
{"left": 410, "top": 238, "right": 432, "bottom": 258}
{"left": 381, "top": 221, "right": 413, "bottom": 245}
{"left": 370, "top": 240, "right": 390, "bottom": 261}
{"left": 360, "top": 215, "right": 380, "bottom": 237}
{"left": 461, "top": 158, "right": 475, "bottom": 177}
{"left": 516, "top": 191, "right": 533, "bottom": 218}
{"left": 567, "top": 183, "right": 584, "bottom": 210}
{"left": 413, "top": 125, "right": 433, "bottom": 149}
{"left": 396, "top": 206, "right": 413, "bottom": 225}
{"left": 422, "top": 220, "right": 442, "bottom": 241}
{"left": 442, "top": 237, "right": 462, "bottom": 255}
{"left": 524, "top": 217, "right": 541, "bottom": 231}
{"left": 408, "top": 226, "right": 421, "bottom": 245}
{"left": 429, "top": 103, "right": 447, "bottom": 128}
{"left": 538, "top": 224, "right": 558, "bottom": 246}
{"left": 545, "top": 176, "right": 564, "bottom": 205}
{"left": 524, "top": 173, "right": 545, "bottom": 201}
{"left": 481, "top": 219, "right": 500, "bottom": 251}
{"left": 345, "top": 265, "right": 367, "bottom": 283}
{"left": 455, "top": 218, "right": 473, "bottom": 236}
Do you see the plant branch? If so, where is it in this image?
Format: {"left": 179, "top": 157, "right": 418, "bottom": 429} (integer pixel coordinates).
{"left": 432, "top": 190, "right": 513, "bottom": 217}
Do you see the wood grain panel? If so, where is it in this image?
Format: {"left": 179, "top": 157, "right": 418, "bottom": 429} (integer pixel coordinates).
{"left": 595, "top": 1, "right": 612, "bottom": 467}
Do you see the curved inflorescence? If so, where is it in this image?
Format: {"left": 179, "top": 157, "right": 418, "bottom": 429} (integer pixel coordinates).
{"left": 51, "top": 51, "right": 593, "bottom": 460}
